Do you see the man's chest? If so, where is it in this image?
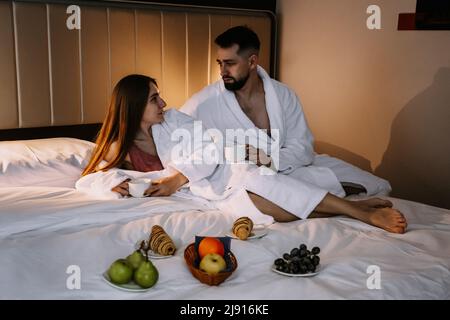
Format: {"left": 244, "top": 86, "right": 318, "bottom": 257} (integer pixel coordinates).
{"left": 236, "top": 96, "right": 271, "bottom": 131}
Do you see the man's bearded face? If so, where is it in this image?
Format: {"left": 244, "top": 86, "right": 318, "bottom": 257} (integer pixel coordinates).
{"left": 222, "top": 72, "right": 250, "bottom": 91}
{"left": 217, "top": 44, "right": 252, "bottom": 91}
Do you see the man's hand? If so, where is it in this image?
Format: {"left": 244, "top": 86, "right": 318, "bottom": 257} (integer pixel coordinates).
{"left": 111, "top": 178, "right": 131, "bottom": 197}
{"left": 246, "top": 144, "right": 272, "bottom": 167}
{"left": 144, "top": 172, "right": 188, "bottom": 197}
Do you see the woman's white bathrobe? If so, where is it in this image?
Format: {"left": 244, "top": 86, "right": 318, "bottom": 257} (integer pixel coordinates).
{"left": 180, "top": 66, "right": 392, "bottom": 197}
{"left": 76, "top": 109, "right": 327, "bottom": 225}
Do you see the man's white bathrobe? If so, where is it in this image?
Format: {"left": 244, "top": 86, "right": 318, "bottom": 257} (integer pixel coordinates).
{"left": 180, "top": 66, "right": 391, "bottom": 197}
{"left": 76, "top": 109, "right": 328, "bottom": 225}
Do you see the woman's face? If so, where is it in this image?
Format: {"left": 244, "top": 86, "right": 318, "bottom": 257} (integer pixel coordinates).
{"left": 141, "top": 82, "right": 167, "bottom": 127}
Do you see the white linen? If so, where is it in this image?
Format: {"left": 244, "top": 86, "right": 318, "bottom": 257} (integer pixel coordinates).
{"left": 180, "top": 66, "right": 391, "bottom": 197}
{"left": 76, "top": 109, "right": 328, "bottom": 225}
{"left": 0, "top": 186, "right": 213, "bottom": 238}
{"left": 0, "top": 194, "right": 448, "bottom": 299}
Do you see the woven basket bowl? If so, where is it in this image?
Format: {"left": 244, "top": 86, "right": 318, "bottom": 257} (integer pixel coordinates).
{"left": 184, "top": 243, "right": 238, "bottom": 286}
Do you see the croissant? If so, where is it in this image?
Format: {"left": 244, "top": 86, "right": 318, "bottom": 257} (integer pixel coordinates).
{"left": 232, "top": 217, "right": 254, "bottom": 240}
{"left": 149, "top": 225, "right": 176, "bottom": 255}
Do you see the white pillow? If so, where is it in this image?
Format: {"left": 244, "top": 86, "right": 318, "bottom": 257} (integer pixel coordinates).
{"left": 0, "top": 138, "right": 95, "bottom": 188}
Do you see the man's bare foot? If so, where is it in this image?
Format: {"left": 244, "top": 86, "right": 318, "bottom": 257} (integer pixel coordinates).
{"left": 361, "top": 207, "right": 407, "bottom": 234}
{"left": 312, "top": 193, "right": 407, "bottom": 233}
{"left": 354, "top": 198, "right": 393, "bottom": 210}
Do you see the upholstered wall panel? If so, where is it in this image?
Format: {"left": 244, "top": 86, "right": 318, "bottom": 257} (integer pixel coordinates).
{"left": 14, "top": 2, "right": 51, "bottom": 127}
{"left": 49, "top": 4, "right": 82, "bottom": 125}
{"left": 162, "top": 12, "right": 187, "bottom": 108}
{"left": 136, "top": 10, "right": 162, "bottom": 87}
{"left": 0, "top": 1, "right": 18, "bottom": 129}
{"left": 187, "top": 14, "right": 209, "bottom": 98}
{"left": 80, "top": 6, "right": 109, "bottom": 124}
{"left": 109, "top": 8, "right": 136, "bottom": 91}
{"left": 209, "top": 15, "right": 232, "bottom": 84}
{"left": 0, "top": 1, "right": 273, "bottom": 129}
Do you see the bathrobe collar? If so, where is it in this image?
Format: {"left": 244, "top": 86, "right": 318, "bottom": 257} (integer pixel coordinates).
{"left": 217, "top": 65, "right": 284, "bottom": 144}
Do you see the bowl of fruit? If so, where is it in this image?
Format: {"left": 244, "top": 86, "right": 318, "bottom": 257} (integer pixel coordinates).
{"left": 184, "top": 236, "right": 238, "bottom": 286}
{"left": 272, "top": 244, "right": 321, "bottom": 277}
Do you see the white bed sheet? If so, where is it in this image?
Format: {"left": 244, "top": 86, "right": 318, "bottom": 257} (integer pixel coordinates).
{"left": 0, "top": 186, "right": 213, "bottom": 238}
{"left": 0, "top": 187, "right": 449, "bottom": 300}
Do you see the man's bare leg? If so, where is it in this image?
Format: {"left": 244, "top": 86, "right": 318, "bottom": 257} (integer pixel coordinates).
{"left": 247, "top": 192, "right": 298, "bottom": 222}
{"left": 247, "top": 192, "right": 407, "bottom": 234}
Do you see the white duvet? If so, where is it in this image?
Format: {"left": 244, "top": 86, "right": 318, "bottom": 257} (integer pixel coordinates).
{"left": 0, "top": 187, "right": 449, "bottom": 300}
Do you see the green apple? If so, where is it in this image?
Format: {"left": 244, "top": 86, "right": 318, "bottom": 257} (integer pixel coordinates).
{"left": 108, "top": 259, "right": 133, "bottom": 284}
{"left": 134, "top": 261, "right": 159, "bottom": 288}
{"left": 199, "top": 253, "right": 227, "bottom": 275}
{"left": 126, "top": 250, "right": 146, "bottom": 269}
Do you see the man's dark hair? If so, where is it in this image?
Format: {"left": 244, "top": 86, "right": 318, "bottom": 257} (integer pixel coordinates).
{"left": 215, "top": 25, "right": 260, "bottom": 56}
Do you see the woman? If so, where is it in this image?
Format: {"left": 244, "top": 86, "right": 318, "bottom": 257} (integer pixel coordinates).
{"left": 80, "top": 74, "right": 407, "bottom": 233}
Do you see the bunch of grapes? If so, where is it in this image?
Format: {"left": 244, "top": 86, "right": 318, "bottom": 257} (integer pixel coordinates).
{"left": 273, "top": 244, "right": 320, "bottom": 274}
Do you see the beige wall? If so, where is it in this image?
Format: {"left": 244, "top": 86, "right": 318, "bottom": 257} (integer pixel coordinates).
{"left": 278, "top": 0, "right": 450, "bottom": 209}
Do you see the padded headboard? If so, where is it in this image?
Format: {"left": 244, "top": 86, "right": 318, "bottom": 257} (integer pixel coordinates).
{"left": 0, "top": 0, "right": 275, "bottom": 139}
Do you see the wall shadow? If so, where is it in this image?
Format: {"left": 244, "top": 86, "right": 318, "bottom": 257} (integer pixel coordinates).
{"left": 315, "top": 141, "right": 373, "bottom": 173}
{"left": 375, "top": 67, "right": 450, "bottom": 209}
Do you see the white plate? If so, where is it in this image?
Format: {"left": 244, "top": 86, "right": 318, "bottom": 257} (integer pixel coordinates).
{"left": 226, "top": 226, "right": 268, "bottom": 240}
{"left": 147, "top": 249, "right": 175, "bottom": 259}
{"left": 271, "top": 264, "right": 321, "bottom": 277}
{"left": 102, "top": 272, "right": 152, "bottom": 292}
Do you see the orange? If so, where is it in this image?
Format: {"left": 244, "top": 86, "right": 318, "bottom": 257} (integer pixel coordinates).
{"left": 198, "top": 237, "right": 225, "bottom": 259}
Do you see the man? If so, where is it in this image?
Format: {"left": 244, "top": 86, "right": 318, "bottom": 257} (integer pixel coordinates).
{"left": 181, "top": 26, "right": 391, "bottom": 197}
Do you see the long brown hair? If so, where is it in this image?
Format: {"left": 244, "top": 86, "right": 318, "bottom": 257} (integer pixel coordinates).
{"left": 82, "top": 74, "right": 157, "bottom": 176}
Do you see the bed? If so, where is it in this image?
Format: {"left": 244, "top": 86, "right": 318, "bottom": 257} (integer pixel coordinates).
{"left": 0, "top": 137, "right": 449, "bottom": 300}
{"left": 1, "top": 0, "right": 449, "bottom": 300}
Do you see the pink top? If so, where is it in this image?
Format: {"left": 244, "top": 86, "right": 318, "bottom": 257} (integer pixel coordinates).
{"left": 128, "top": 144, "right": 164, "bottom": 172}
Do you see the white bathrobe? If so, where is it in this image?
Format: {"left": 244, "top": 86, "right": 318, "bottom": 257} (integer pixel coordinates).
{"left": 76, "top": 109, "right": 327, "bottom": 225}
{"left": 180, "top": 66, "right": 391, "bottom": 197}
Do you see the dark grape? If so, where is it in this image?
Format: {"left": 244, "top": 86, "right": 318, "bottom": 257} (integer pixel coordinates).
{"left": 299, "top": 265, "right": 308, "bottom": 274}
{"left": 306, "top": 250, "right": 311, "bottom": 257}
{"left": 311, "top": 247, "right": 320, "bottom": 255}
{"left": 274, "top": 258, "right": 285, "bottom": 266}
{"left": 312, "top": 255, "right": 320, "bottom": 266}
{"left": 301, "top": 257, "right": 310, "bottom": 264}
{"left": 290, "top": 264, "right": 299, "bottom": 274}
{"left": 290, "top": 248, "right": 299, "bottom": 257}
{"left": 299, "top": 249, "right": 307, "bottom": 258}
{"left": 283, "top": 253, "right": 291, "bottom": 261}
{"left": 299, "top": 244, "right": 307, "bottom": 251}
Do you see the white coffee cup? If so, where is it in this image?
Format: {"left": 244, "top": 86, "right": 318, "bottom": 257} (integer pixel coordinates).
{"left": 224, "top": 144, "right": 246, "bottom": 163}
{"left": 128, "top": 178, "right": 152, "bottom": 198}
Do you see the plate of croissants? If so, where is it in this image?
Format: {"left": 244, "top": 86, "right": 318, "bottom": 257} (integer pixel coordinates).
{"left": 226, "top": 217, "right": 268, "bottom": 240}
{"left": 135, "top": 225, "right": 178, "bottom": 259}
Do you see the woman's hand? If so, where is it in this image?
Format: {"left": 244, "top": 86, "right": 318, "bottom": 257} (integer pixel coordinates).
{"left": 246, "top": 144, "right": 272, "bottom": 167}
{"left": 111, "top": 178, "right": 131, "bottom": 197}
{"left": 144, "top": 172, "right": 188, "bottom": 197}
